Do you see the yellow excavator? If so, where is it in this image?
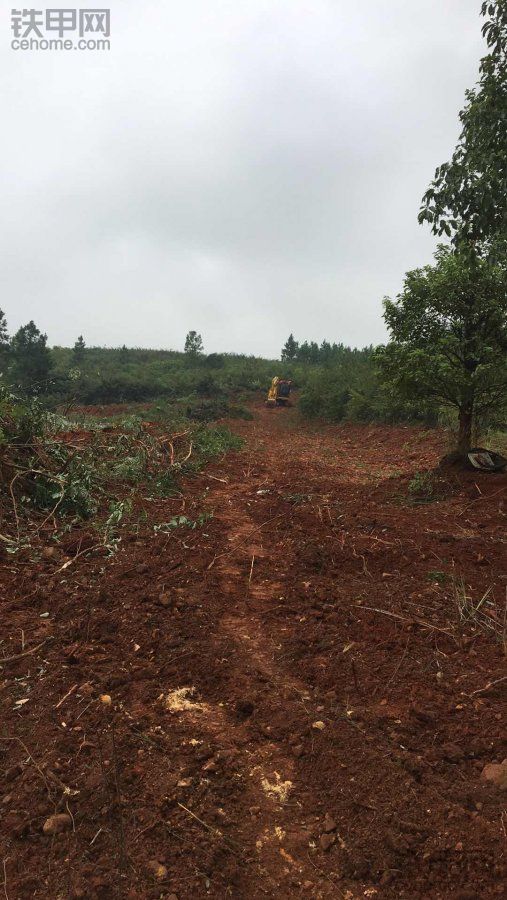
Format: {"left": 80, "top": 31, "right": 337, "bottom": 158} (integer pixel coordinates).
{"left": 266, "top": 376, "right": 292, "bottom": 407}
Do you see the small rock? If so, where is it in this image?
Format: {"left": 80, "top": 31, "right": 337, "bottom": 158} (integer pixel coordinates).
{"left": 312, "top": 721, "right": 325, "bottom": 731}
{"left": 146, "top": 860, "right": 168, "bottom": 881}
{"left": 43, "top": 813, "right": 72, "bottom": 835}
{"left": 323, "top": 813, "right": 337, "bottom": 834}
{"left": 442, "top": 742, "right": 464, "bottom": 762}
{"left": 100, "top": 694, "right": 112, "bottom": 705}
{"left": 481, "top": 760, "right": 507, "bottom": 790}
{"left": 177, "top": 778, "right": 192, "bottom": 788}
{"left": 319, "top": 832, "right": 335, "bottom": 851}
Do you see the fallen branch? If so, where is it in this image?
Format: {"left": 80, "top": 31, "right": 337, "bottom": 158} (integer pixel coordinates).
{"left": 177, "top": 802, "right": 241, "bottom": 854}
{"left": 0, "top": 737, "right": 53, "bottom": 800}
{"left": 247, "top": 555, "right": 255, "bottom": 591}
{"left": 356, "top": 605, "right": 453, "bottom": 636}
{"left": 55, "top": 683, "right": 78, "bottom": 709}
{"left": 2, "top": 856, "right": 9, "bottom": 900}
{"left": 469, "top": 675, "right": 507, "bottom": 696}
{"left": 55, "top": 543, "right": 104, "bottom": 574}
{"left": 0, "top": 640, "right": 48, "bottom": 665}
{"left": 461, "top": 486, "right": 506, "bottom": 513}
{"left": 384, "top": 634, "right": 411, "bottom": 692}
{"left": 180, "top": 441, "right": 193, "bottom": 463}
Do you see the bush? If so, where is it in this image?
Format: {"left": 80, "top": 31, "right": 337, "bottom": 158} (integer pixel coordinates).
{"left": 204, "top": 353, "right": 225, "bottom": 369}
{"left": 299, "top": 357, "right": 439, "bottom": 426}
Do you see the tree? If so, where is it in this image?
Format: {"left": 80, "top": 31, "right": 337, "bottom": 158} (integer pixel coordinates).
{"left": 184, "top": 331, "right": 204, "bottom": 355}
{"left": 297, "top": 340, "right": 320, "bottom": 364}
{"left": 73, "top": 335, "right": 86, "bottom": 362}
{"left": 0, "top": 309, "right": 8, "bottom": 350}
{"left": 281, "top": 333, "right": 298, "bottom": 361}
{"left": 419, "top": 2, "right": 507, "bottom": 250}
{"left": 377, "top": 247, "right": 507, "bottom": 455}
{"left": 11, "top": 321, "right": 53, "bottom": 392}
{"left": 319, "top": 339, "right": 333, "bottom": 364}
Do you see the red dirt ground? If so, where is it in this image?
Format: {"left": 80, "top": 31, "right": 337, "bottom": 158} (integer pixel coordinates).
{"left": 1, "top": 402, "right": 506, "bottom": 899}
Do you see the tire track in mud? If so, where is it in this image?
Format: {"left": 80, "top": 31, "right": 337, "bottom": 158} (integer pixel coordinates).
{"left": 203, "top": 471, "right": 338, "bottom": 894}
{"left": 149, "top": 462, "right": 325, "bottom": 893}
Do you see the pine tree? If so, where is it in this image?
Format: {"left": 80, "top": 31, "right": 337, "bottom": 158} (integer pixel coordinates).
{"left": 11, "top": 321, "right": 53, "bottom": 392}
{"left": 0, "top": 309, "right": 8, "bottom": 350}
{"left": 73, "top": 335, "right": 86, "bottom": 362}
{"left": 184, "top": 331, "right": 204, "bottom": 355}
{"left": 281, "top": 333, "right": 298, "bottom": 361}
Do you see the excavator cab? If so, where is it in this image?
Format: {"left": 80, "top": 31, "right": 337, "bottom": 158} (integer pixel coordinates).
{"left": 266, "top": 376, "right": 292, "bottom": 407}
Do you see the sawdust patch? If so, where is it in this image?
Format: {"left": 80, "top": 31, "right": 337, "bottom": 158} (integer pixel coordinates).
{"left": 260, "top": 771, "right": 293, "bottom": 802}
{"left": 165, "top": 686, "right": 206, "bottom": 714}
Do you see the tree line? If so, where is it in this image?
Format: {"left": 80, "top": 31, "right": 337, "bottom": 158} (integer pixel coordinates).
{"left": 0, "top": 321, "right": 208, "bottom": 396}
{"left": 281, "top": 334, "right": 373, "bottom": 366}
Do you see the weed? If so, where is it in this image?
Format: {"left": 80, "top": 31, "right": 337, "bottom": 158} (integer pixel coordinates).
{"left": 181, "top": 425, "right": 243, "bottom": 474}
{"left": 0, "top": 386, "right": 241, "bottom": 548}
{"left": 228, "top": 405, "right": 254, "bottom": 420}
{"left": 427, "top": 570, "right": 449, "bottom": 584}
{"left": 106, "top": 498, "right": 132, "bottom": 529}
{"left": 153, "top": 512, "right": 213, "bottom": 533}
{"left": 111, "top": 454, "right": 147, "bottom": 484}
{"left": 407, "top": 470, "right": 437, "bottom": 503}
{"left": 451, "top": 576, "right": 506, "bottom": 652}
{"left": 283, "top": 492, "right": 313, "bottom": 504}
{"left": 151, "top": 469, "right": 179, "bottom": 497}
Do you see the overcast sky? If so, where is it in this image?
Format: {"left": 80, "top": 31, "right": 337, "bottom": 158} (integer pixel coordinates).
{"left": 1, "top": 1, "right": 485, "bottom": 357}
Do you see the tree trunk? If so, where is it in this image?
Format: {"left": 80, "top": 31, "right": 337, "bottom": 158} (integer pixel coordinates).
{"left": 457, "top": 406, "right": 473, "bottom": 456}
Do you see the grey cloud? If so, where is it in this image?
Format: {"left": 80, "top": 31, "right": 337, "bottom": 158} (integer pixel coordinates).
{"left": 1, "top": 0, "right": 484, "bottom": 355}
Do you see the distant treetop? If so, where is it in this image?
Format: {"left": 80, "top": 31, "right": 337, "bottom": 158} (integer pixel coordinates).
{"left": 184, "top": 331, "right": 204, "bottom": 355}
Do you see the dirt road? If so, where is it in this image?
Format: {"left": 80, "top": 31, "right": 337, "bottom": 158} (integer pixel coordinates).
{"left": 1, "top": 402, "right": 506, "bottom": 898}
